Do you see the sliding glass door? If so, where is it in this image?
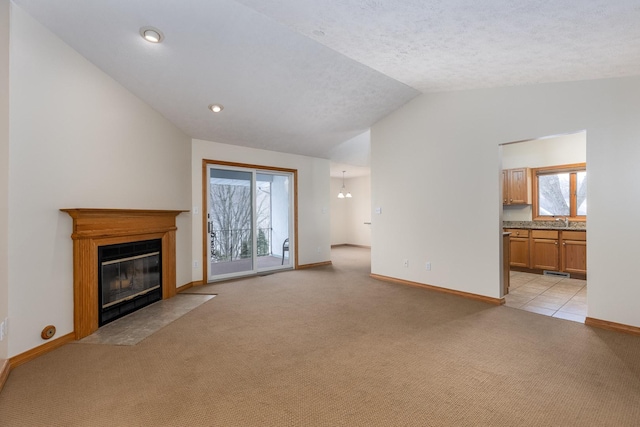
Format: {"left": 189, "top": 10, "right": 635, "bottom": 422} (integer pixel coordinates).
{"left": 206, "top": 164, "right": 293, "bottom": 282}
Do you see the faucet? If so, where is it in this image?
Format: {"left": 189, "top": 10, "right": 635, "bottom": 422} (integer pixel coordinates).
{"left": 555, "top": 217, "right": 569, "bottom": 227}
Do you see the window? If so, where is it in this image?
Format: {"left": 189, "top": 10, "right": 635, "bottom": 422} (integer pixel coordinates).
{"left": 532, "top": 163, "right": 586, "bottom": 220}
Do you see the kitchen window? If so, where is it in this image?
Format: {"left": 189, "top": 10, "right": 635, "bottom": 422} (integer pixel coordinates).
{"left": 532, "top": 163, "right": 586, "bottom": 220}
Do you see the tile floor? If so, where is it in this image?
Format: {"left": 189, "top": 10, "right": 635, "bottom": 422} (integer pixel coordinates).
{"left": 505, "top": 271, "right": 587, "bottom": 323}
{"left": 77, "top": 294, "right": 215, "bottom": 346}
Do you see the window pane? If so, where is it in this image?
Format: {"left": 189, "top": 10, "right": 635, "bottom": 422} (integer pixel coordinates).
{"left": 577, "top": 171, "right": 587, "bottom": 215}
{"left": 538, "top": 173, "right": 570, "bottom": 216}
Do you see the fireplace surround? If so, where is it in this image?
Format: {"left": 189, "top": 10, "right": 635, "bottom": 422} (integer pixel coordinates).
{"left": 61, "top": 209, "right": 186, "bottom": 339}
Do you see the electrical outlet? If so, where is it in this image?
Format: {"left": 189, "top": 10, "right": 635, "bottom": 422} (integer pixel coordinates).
{"left": 425, "top": 262, "right": 431, "bottom": 271}
{"left": 403, "top": 259, "right": 409, "bottom": 268}
{"left": 0, "top": 318, "right": 6, "bottom": 341}
{"left": 0, "top": 321, "right": 4, "bottom": 342}
{"left": 317, "top": 246, "right": 321, "bottom": 253}
{"left": 193, "top": 260, "right": 199, "bottom": 268}
{"left": 193, "top": 206, "right": 199, "bottom": 215}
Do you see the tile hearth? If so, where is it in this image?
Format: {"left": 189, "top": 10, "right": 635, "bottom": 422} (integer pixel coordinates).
{"left": 76, "top": 294, "right": 215, "bottom": 346}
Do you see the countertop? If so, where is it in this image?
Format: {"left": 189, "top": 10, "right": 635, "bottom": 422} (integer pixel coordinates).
{"left": 503, "top": 220, "right": 586, "bottom": 231}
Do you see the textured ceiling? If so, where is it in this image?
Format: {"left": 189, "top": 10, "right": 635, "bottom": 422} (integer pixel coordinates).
{"left": 12, "top": 0, "right": 640, "bottom": 169}
{"left": 239, "top": 0, "right": 640, "bottom": 93}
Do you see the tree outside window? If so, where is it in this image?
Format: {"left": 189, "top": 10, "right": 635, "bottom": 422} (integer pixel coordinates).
{"left": 533, "top": 163, "right": 586, "bottom": 220}
{"left": 209, "top": 178, "right": 272, "bottom": 262}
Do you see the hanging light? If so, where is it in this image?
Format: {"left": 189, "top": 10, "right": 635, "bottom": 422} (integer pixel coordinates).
{"left": 338, "top": 170, "right": 352, "bottom": 198}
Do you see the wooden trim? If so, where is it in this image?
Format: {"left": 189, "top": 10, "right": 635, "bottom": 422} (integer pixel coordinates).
{"left": 585, "top": 317, "right": 640, "bottom": 336}
{"left": 531, "top": 162, "right": 586, "bottom": 221}
{"left": 61, "top": 209, "right": 185, "bottom": 339}
{"left": 293, "top": 169, "right": 299, "bottom": 270}
{"left": 177, "top": 281, "right": 198, "bottom": 293}
{"left": 0, "top": 359, "right": 9, "bottom": 393}
{"left": 60, "top": 209, "right": 187, "bottom": 239}
{"left": 200, "top": 159, "right": 298, "bottom": 174}
{"left": 61, "top": 208, "right": 187, "bottom": 217}
{"left": 202, "top": 160, "right": 208, "bottom": 284}
{"left": 370, "top": 274, "right": 505, "bottom": 306}
{"left": 201, "top": 159, "right": 299, "bottom": 283}
{"left": 297, "top": 261, "right": 332, "bottom": 270}
{"left": 9, "top": 332, "right": 75, "bottom": 369}
{"left": 533, "top": 162, "right": 587, "bottom": 175}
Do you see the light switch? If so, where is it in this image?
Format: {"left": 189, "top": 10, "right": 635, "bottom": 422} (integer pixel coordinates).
{"left": 375, "top": 207, "right": 382, "bottom": 214}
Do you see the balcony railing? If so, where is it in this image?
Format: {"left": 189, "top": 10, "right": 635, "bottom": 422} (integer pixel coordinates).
{"left": 209, "top": 227, "right": 272, "bottom": 262}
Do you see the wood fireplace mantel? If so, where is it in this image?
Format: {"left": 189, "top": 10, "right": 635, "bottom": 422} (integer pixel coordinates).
{"left": 61, "top": 209, "right": 187, "bottom": 339}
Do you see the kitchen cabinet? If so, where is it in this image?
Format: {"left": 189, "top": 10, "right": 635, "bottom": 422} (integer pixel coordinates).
{"left": 502, "top": 168, "right": 531, "bottom": 205}
{"left": 507, "top": 228, "right": 587, "bottom": 277}
{"left": 561, "top": 231, "right": 587, "bottom": 275}
{"left": 531, "top": 230, "right": 559, "bottom": 271}
{"left": 505, "top": 228, "right": 530, "bottom": 268}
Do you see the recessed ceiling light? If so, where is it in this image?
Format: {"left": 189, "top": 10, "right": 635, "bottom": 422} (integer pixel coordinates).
{"left": 208, "top": 104, "right": 224, "bottom": 113}
{"left": 139, "top": 26, "right": 164, "bottom": 43}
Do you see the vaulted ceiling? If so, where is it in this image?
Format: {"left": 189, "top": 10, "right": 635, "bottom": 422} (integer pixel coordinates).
{"left": 13, "top": 0, "right": 640, "bottom": 172}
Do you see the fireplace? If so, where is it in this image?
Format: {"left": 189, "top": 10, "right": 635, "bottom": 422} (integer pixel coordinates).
{"left": 98, "top": 239, "right": 162, "bottom": 326}
{"left": 61, "top": 208, "right": 186, "bottom": 339}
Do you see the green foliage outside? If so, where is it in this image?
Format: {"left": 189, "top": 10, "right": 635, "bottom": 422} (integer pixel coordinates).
{"left": 257, "top": 229, "right": 269, "bottom": 256}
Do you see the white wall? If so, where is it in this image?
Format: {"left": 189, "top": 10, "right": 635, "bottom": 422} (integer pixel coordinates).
{"left": 330, "top": 175, "right": 371, "bottom": 247}
{"left": 502, "top": 132, "right": 586, "bottom": 169}
{"left": 0, "top": 0, "right": 9, "bottom": 359}
{"left": 372, "top": 75, "right": 640, "bottom": 328}
{"left": 330, "top": 177, "right": 348, "bottom": 245}
{"left": 502, "top": 132, "right": 586, "bottom": 221}
{"left": 191, "top": 139, "right": 330, "bottom": 280}
{"left": 346, "top": 176, "right": 371, "bottom": 246}
{"left": 8, "top": 6, "right": 192, "bottom": 357}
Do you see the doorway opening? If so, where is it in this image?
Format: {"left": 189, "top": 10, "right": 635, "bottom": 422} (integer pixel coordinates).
{"left": 203, "top": 161, "right": 297, "bottom": 282}
{"left": 500, "top": 131, "right": 587, "bottom": 323}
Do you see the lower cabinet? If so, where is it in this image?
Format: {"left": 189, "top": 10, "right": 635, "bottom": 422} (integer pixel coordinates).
{"left": 531, "top": 230, "right": 560, "bottom": 271}
{"left": 505, "top": 229, "right": 530, "bottom": 268}
{"left": 561, "top": 231, "right": 587, "bottom": 275}
{"left": 505, "top": 228, "right": 586, "bottom": 276}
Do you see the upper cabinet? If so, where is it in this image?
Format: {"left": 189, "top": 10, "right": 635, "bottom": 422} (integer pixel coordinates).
{"left": 503, "top": 168, "right": 531, "bottom": 205}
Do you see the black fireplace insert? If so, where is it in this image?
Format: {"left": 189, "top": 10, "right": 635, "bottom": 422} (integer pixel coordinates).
{"left": 98, "top": 239, "right": 162, "bottom": 326}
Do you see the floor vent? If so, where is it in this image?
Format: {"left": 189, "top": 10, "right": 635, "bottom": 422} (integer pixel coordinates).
{"left": 543, "top": 270, "right": 570, "bottom": 278}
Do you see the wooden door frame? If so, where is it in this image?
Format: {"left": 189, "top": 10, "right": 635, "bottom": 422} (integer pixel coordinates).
{"left": 202, "top": 159, "right": 298, "bottom": 283}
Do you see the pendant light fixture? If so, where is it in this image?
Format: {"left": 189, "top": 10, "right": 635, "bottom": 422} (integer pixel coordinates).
{"left": 338, "top": 171, "right": 352, "bottom": 199}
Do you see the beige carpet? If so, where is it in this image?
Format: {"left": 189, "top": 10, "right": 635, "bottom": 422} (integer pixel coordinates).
{"left": 1, "top": 246, "right": 639, "bottom": 426}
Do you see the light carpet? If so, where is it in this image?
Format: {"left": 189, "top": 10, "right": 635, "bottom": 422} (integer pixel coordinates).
{"left": 0, "top": 247, "right": 639, "bottom": 426}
